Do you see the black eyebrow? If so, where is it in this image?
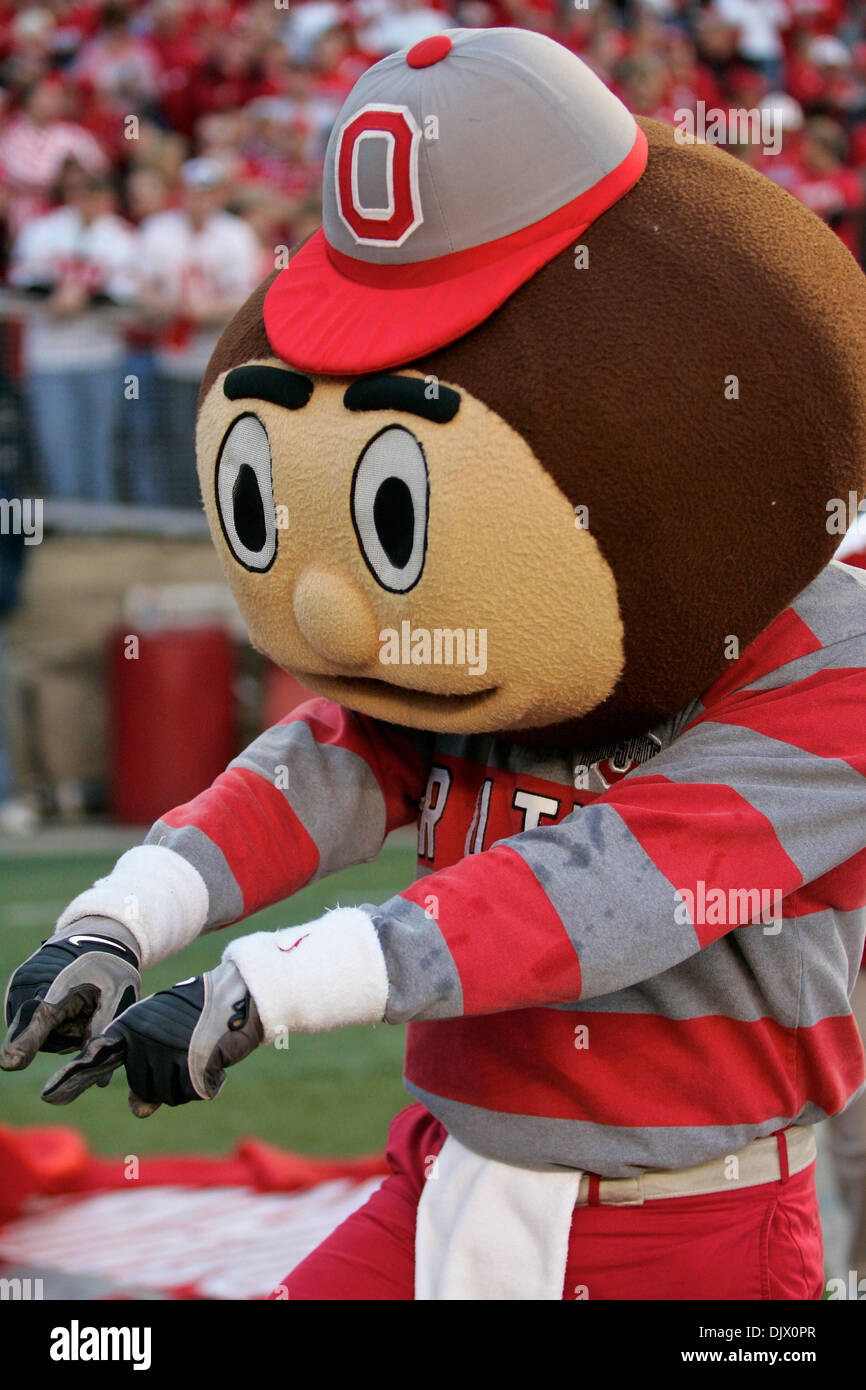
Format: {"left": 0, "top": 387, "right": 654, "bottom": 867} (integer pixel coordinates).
{"left": 343, "top": 375, "right": 460, "bottom": 423}
{"left": 223, "top": 365, "right": 313, "bottom": 409}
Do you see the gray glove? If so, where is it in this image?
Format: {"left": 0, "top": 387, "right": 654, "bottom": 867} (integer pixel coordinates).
{"left": 0, "top": 916, "right": 142, "bottom": 1071}
{"left": 41, "top": 961, "right": 263, "bottom": 1116}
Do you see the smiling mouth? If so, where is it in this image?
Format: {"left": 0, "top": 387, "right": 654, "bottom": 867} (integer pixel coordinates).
{"left": 297, "top": 671, "right": 499, "bottom": 712}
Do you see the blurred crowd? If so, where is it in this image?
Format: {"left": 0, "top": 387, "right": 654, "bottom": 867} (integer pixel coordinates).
{"left": 0, "top": 0, "right": 864, "bottom": 506}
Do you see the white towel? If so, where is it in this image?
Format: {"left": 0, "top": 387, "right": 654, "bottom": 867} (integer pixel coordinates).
{"left": 415, "top": 1135, "right": 583, "bottom": 1301}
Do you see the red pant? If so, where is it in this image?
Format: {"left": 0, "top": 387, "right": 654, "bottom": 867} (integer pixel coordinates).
{"left": 278, "top": 1104, "right": 824, "bottom": 1300}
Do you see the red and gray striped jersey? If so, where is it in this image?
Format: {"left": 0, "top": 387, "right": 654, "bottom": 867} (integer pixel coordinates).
{"left": 146, "top": 560, "right": 866, "bottom": 1175}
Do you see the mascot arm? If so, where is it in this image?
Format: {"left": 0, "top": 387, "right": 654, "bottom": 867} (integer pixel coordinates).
{"left": 38, "top": 656, "right": 866, "bottom": 1107}
{"left": 51, "top": 697, "right": 429, "bottom": 971}
{"left": 222, "top": 662, "right": 866, "bottom": 1035}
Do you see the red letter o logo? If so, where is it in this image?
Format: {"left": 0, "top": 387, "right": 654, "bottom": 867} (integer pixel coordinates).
{"left": 335, "top": 104, "right": 422, "bottom": 247}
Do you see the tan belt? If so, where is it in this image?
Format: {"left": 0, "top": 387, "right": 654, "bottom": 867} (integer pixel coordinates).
{"left": 575, "top": 1126, "right": 816, "bottom": 1207}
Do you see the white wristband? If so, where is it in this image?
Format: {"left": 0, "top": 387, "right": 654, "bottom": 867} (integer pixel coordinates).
{"left": 55, "top": 844, "right": 210, "bottom": 969}
{"left": 223, "top": 907, "right": 389, "bottom": 1040}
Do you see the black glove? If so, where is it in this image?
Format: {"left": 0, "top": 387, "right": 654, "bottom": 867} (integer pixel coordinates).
{"left": 41, "top": 961, "right": 264, "bottom": 1116}
{"left": 1, "top": 917, "right": 142, "bottom": 1071}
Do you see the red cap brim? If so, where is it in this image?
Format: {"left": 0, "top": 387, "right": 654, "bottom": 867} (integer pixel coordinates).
{"left": 264, "top": 125, "right": 647, "bottom": 376}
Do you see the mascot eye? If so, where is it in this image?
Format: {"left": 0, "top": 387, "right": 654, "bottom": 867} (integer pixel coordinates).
{"left": 351, "top": 427, "right": 428, "bottom": 593}
{"left": 215, "top": 414, "right": 277, "bottom": 573}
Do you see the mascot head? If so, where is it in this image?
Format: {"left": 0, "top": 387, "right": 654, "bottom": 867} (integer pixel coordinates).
{"left": 196, "top": 27, "right": 866, "bottom": 746}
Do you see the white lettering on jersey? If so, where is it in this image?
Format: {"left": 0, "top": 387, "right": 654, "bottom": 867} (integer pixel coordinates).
{"left": 465, "top": 778, "right": 492, "bottom": 856}
{"left": 512, "top": 789, "right": 561, "bottom": 832}
{"left": 418, "top": 765, "right": 451, "bottom": 861}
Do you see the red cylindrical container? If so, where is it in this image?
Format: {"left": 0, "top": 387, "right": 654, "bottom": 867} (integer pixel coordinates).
{"left": 108, "top": 626, "right": 235, "bottom": 824}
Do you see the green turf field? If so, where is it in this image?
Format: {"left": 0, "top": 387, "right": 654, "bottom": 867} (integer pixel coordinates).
{"left": 0, "top": 839, "right": 416, "bottom": 1157}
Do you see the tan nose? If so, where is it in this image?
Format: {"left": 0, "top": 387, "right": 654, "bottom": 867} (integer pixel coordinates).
{"left": 293, "top": 567, "right": 380, "bottom": 669}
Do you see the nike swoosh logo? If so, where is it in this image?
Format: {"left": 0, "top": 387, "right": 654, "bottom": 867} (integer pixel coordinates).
{"left": 67, "top": 934, "right": 123, "bottom": 948}
{"left": 278, "top": 934, "right": 310, "bottom": 954}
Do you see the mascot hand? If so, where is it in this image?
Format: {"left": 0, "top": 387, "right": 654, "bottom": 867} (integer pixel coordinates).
{"left": 40, "top": 961, "right": 263, "bottom": 1116}
{"left": 1, "top": 916, "right": 141, "bottom": 1071}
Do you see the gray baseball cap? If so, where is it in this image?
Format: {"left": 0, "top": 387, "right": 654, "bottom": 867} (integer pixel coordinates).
{"left": 264, "top": 27, "right": 647, "bottom": 374}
